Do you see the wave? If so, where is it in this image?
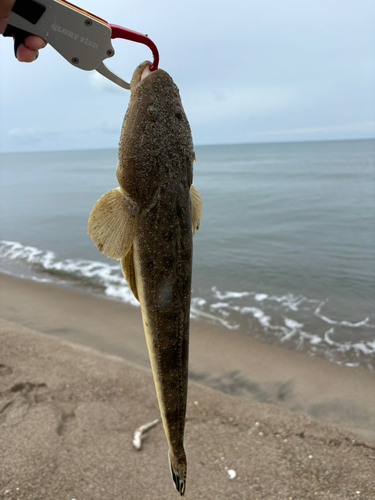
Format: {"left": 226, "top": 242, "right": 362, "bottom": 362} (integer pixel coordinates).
{"left": 1, "top": 240, "right": 374, "bottom": 369}
{"left": 0, "top": 240, "right": 139, "bottom": 307}
{"left": 190, "top": 285, "right": 375, "bottom": 369}
{"left": 314, "top": 300, "right": 375, "bottom": 328}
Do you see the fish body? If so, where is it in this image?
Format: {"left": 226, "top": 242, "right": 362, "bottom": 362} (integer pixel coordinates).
{"left": 88, "top": 61, "right": 202, "bottom": 496}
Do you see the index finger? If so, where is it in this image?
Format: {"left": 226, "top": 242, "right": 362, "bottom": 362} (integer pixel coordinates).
{"left": 0, "top": 0, "right": 15, "bottom": 34}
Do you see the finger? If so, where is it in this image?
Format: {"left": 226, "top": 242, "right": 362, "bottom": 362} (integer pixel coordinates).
{"left": 0, "top": 0, "right": 15, "bottom": 21}
{"left": 16, "top": 43, "right": 38, "bottom": 62}
{"left": 24, "top": 35, "right": 47, "bottom": 51}
{"left": 0, "top": 17, "right": 8, "bottom": 34}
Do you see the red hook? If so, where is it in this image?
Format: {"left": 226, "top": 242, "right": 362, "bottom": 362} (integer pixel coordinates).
{"left": 110, "top": 25, "right": 159, "bottom": 72}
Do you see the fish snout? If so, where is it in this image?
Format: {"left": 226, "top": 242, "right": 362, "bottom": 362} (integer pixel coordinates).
{"left": 129, "top": 60, "right": 153, "bottom": 92}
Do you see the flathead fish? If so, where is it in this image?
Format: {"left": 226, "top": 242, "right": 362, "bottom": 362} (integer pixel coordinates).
{"left": 88, "top": 61, "right": 202, "bottom": 496}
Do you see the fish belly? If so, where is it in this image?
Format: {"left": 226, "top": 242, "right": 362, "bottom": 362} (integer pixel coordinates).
{"left": 133, "top": 186, "right": 192, "bottom": 456}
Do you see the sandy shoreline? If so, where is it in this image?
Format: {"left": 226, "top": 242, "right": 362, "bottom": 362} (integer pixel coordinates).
{"left": 1, "top": 273, "right": 375, "bottom": 498}
{"left": 1, "top": 317, "right": 375, "bottom": 499}
{"left": 1, "top": 273, "right": 375, "bottom": 441}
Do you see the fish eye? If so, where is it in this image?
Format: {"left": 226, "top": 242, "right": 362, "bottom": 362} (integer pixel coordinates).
{"left": 175, "top": 106, "right": 183, "bottom": 120}
{"left": 147, "top": 105, "right": 158, "bottom": 121}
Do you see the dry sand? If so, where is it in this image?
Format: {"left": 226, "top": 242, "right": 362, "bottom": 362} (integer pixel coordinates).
{"left": 1, "top": 273, "right": 375, "bottom": 499}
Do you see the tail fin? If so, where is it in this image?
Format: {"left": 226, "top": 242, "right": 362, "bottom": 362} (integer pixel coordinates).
{"left": 168, "top": 452, "right": 186, "bottom": 497}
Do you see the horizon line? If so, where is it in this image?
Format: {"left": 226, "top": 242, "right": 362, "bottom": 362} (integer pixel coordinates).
{"left": 1, "top": 136, "right": 374, "bottom": 155}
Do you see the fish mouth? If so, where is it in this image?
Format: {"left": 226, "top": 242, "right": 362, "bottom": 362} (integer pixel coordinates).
{"left": 141, "top": 65, "right": 152, "bottom": 81}
{"left": 130, "top": 60, "right": 154, "bottom": 92}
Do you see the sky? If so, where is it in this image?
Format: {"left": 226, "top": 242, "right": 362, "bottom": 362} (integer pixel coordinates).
{"left": 0, "top": 0, "right": 374, "bottom": 152}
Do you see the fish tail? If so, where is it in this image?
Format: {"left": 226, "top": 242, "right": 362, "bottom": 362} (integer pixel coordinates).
{"left": 168, "top": 451, "right": 186, "bottom": 497}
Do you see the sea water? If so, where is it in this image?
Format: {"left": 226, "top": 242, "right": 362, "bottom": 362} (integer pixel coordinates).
{"left": 1, "top": 139, "right": 374, "bottom": 369}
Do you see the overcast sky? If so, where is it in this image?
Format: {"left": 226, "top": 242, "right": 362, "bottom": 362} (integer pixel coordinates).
{"left": 1, "top": 0, "right": 374, "bottom": 152}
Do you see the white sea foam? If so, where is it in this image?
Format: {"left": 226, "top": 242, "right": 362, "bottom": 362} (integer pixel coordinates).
{"left": 306, "top": 334, "right": 322, "bottom": 345}
{"left": 240, "top": 307, "right": 272, "bottom": 328}
{"left": 254, "top": 293, "right": 268, "bottom": 301}
{"left": 30, "top": 276, "right": 55, "bottom": 283}
{"left": 1, "top": 241, "right": 56, "bottom": 267}
{"left": 276, "top": 295, "right": 308, "bottom": 311}
{"left": 0, "top": 240, "right": 136, "bottom": 305}
{"left": 323, "top": 328, "right": 335, "bottom": 345}
{"left": 315, "top": 301, "right": 375, "bottom": 329}
{"left": 284, "top": 318, "right": 304, "bottom": 330}
{"left": 279, "top": 319, "right": 304, "bottom": 342}
{"left": 1, "top": 239, "right": 374, "bottom": 370}
{"left": 211, "top": 286, "right": 251, "bottom": 300}
{"left": 193, "top": 282, "right": 374, "bottom": 367}
{"left": 352, "top": 342, "right": 375, "bottom": 355}
{"left": 210, "top": 302, "right": 231, "bottom": 310}
{"left": 192, "top": 298, "right": 207, "bottom": 307}
{"left": 324, "top": 328, "right": 375, "bottom": 355}
{"left": 190, "top": 304, "right": 240, "bottom": 330}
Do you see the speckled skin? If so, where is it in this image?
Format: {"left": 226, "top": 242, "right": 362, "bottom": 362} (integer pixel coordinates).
{"left": 117, "top": 61, "right": 195, "bottom": 494}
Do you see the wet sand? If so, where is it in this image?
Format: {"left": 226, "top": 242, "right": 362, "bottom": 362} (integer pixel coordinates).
{"left": 1, "top": 273, "right": 375, "bottom": 440}
{"left": 1, "top": 273, "right": 375, "bottom": 499}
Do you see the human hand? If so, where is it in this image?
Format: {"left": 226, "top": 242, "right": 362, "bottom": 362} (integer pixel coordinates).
{"left": 1, "top": 0, "right": 47, "bottom": 61}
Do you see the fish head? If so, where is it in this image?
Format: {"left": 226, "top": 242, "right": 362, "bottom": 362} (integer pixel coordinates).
{"left": 168, "top": 451, "right": 187, "bottom": 497}
{"left": 116, "top": 61, "right": 194, "bottom": 207}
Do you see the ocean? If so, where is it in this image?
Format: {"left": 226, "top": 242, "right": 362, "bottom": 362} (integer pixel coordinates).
{"left": 1, "top": 139, "right": 374, "bottom": 370}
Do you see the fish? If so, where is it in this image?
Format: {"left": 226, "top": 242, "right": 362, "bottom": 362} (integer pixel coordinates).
{"left": 87, "top": 60, "right": 202, "bottom": 496}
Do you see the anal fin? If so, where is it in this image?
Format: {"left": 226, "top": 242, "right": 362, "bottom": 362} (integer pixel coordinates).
{"left": 121, "top": 245, "right": 139, "bottom": 301}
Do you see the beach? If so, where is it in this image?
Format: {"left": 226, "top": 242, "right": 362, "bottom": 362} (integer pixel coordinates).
{"left": 1, "top": 273, "right": 375, "bottom": 499}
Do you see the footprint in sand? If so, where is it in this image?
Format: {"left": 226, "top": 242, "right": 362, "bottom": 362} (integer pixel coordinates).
{"left": 0, "top": 379, "right": 78, "bottom": 436}
{"left": 56, "top": 406, "right": 77, "bottom": 436}
{"left": 0, "top": 364, "right": 13, "bottom": 376}
{"left": 0, "top": 381, "right": 50, "bottom": 425}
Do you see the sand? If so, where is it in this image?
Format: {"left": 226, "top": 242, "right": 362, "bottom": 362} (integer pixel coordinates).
{"left": 1, "top": 273, "right": 375, "bottom": 499}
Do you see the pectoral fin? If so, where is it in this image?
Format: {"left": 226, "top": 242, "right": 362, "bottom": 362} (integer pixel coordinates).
{"left": 121, "top": 246, "right": 139, "bottom": 301}
{"left": 88, "top": 187, "right": 139, "bottom": 260}
{"left": 190, "top": 184, "right": 202, "bottom": 235}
